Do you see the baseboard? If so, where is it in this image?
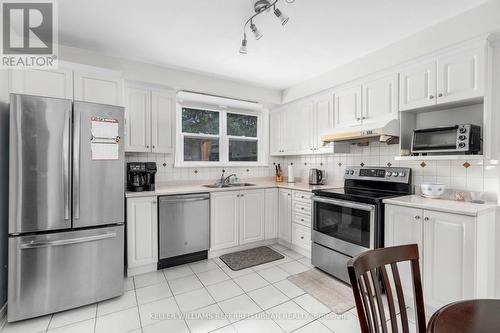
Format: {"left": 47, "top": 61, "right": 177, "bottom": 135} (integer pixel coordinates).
{"left": 0, "top": 303, "right": 7, "bottom": 329}
{"left": 127, "top": 263, "right": 157, "bottom": 277}
{"left": 208, "top": 239, "right": 278, "bottom": 258}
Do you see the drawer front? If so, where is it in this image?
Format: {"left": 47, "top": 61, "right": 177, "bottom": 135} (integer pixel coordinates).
{"left": 293, "top": 201, "right": 311, "bottom": 215}
{"left": 293, "top": 211, "right": 311, "bottom": 227}
{"left": 293, "top": 191, "right": 312, "bottom": 203}
{"left": 292, "top": 223, "right": 311, "bottom": 251}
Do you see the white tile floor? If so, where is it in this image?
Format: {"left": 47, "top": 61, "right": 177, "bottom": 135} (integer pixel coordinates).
{"left": 0, "top": 244, "right": 418, "bottom": 333}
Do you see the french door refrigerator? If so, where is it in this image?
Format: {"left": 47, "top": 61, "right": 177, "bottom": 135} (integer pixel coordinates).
{"left": 8, "top": 94, "right": 125, "bottom": 322}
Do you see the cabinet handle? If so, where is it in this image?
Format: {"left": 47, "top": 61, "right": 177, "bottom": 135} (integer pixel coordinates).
{"left": 424, "top": 217, "right": 429, "bottom": 221}
{"left": 240, "top": 194, "right": 244, "bottom": 197}
{"left": 356, "top": 117, "right": 361, "bottom": 121}
{"left": 300, "top": 236, "right": 305, "bottom": 240}
{"left": 301, "top": 218, "right": 304, "bottom": 222}
{"left": 438, "top": 93, "right": 443, "bottom": 97}
{"left": 414, "top": 215, "right": 420, "bottom": 220}
{"left": 152, "top": 145, "right": 155, "bottom": 149}
{"left": 429, "top": 95, "right": 434, "bottom": 100}
{"left": 146, "top": 145, "right": 150, "bottom": 149}
{"left": 236, "top": 194, "right": 240, "bottom": 197}
{"left": 301, "top": 196, "right": 305, "bottom": 199}
{"left": 288, "top": 194, "right": 291, "bottom": 196}
{"left": 362, "top": 116, "right": 366, "bottom": 120}
{"left": 152, "top": 201, "right": 156, "bottom": 205}
{"left": 301, "top": 207, "right": 304, "bottom": 210}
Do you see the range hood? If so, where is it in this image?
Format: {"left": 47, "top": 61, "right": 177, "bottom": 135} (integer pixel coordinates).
{"left": 321, "top": 119, "right": 400, "bottom": 143}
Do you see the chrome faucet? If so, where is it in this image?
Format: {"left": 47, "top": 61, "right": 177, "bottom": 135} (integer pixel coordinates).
{"left": 223, "top": 174, "right": 237, "bottom": 184}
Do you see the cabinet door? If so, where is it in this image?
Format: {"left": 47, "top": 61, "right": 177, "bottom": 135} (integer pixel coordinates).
{"left": 124, "top": 87, "right": 151, "bottom": 152}
{"left": 399, "top": 61, "right": 436, "bottom": 111}
{"left": 423, "top": 210, "right": 476, "bottom": 309}
{"left": 297, "top": 101, "right": 314, "bottom": 154}
{"left": 437, "top": 46, "right": 485, "bottom": 104}
{"left": 278, "top": 189, "right": 292, "bottom": 243}
{"left": 210, "top": 192, "right": 239, "bottom": 250}
{"left": 74, "top": 70, "right": 124, "bottom": 106}
{"left": 385, "top": 205, "right": 423, "bottom": 297}
{"left": 334, "top": 85, "right": 362, "bottom": 128}
{"left": 151, "top": 90, "right": 174, "bottom": 153}
{"left": 282, "top": 107, "right": 300, "bottom": 154}
{"left": 314, "top": 93, "right": 334, "bottom": 153}
{"left": 264, "top": 188, "right": 279, "bottom": 239}
{"left": 239, "top": 190, "right": 265, "bottom": 245}
{"left": 126, "top": 197, "right": 158, "bottom": 268}
{"left": 270, "top": 110, "right": 283, "bottom": 155}
{"left": 9, "top": 68, "right": 73, "bottom": 99}
{"left": 362, "top": 73, "right": 399, "bottom": 123}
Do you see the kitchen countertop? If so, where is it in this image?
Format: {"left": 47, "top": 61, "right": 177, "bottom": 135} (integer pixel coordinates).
{"left": 383, "top": 195, "right": 498, "bottom": 216}
{"left": 125, "top": 178, "right": 343, "bottom": 198}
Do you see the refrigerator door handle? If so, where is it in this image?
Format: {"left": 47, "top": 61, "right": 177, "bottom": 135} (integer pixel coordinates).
{"left": 19, "top": 232, "right": 117, "bottom": 249}
{"left": 63, "top": 109, "right": 71, "bottom": 221}
{"left": 73, "top": 107, "right": 81, "bottom": 220}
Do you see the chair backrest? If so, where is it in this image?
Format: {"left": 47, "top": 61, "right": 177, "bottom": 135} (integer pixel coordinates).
{"left": 347, "top": 244, "right": 426, "bottom": 333}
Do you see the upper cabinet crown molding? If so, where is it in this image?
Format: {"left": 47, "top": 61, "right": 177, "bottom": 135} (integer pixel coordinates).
{"left": 73, "top": 70, "right": 124, "bottom": 106}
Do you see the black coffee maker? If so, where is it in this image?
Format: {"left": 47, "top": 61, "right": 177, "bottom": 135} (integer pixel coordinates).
{"left": 127, "top": 162, "right": 157, "bottom": 192}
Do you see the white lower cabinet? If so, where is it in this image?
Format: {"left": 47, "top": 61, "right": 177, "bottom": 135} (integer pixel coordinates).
{"left": 264, "top": 188, "right": 279, "bottom": 239}
{"left": 278, "top": 189, "right": 292, "bottom": 243}
{"left": 126, "top": 196, "right": 158, "bottom": 275}
{"left": 210, "top": 189, "right": 268, "bottom": 251}
{"left": 385, "top": 204, "right": 494, "bottom": 311}
{"left": 239, "top": 190, "right": 265, "bottom": 245}
{"left": 210, "top": 191, "right": 240, "bottom": 251}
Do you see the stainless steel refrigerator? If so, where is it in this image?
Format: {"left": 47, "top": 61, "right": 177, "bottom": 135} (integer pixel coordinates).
{"left": 8, "top": 94, "right": 125, "bottom": 322}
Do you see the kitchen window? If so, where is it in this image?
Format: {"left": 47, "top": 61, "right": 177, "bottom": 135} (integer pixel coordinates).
{"left": 177, "top": 106, "right": 263, "bottom": 166}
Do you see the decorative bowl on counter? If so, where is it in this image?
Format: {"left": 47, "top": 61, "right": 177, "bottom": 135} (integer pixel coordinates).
{"left": 420, "top": 183, "right": 446, "bottom": 199}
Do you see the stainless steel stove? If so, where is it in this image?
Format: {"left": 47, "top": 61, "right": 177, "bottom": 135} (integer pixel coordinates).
{"left": 311, "top": 166, "right": 412, "bottom": 283}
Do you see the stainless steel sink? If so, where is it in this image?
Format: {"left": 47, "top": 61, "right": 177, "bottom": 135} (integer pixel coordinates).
{"left": 203, "top": 183, "right": 256, "bottom": 188}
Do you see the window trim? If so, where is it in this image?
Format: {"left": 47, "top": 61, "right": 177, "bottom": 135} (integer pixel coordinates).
{"left": 175, "top": 104, "right": 266, "bottom": 167}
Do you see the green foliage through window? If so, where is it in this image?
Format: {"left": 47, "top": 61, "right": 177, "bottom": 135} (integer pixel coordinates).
{"left": 227, "top": 113, "right": 257, "bottom": 137}
{"left": 182, "top": 108, "right": 219, "bottom": 135}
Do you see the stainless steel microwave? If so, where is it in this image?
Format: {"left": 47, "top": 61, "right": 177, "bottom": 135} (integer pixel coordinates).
{"left": 411, "top": 124, "right": 481, "bottom": 154}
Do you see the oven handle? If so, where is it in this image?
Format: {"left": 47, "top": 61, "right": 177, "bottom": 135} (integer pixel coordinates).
{"left": 312, "top": 196, "right": 376, "bottom": 211}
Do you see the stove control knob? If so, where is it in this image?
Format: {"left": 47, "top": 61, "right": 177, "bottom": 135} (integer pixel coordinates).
{"left": 385, "top": 171, "right": 392, "bottom": 177}
{"left": 345, "top": 170, "right": 350, "bottom": 175}
{"left": 349, "top": 170, "right": 355, "bottom": 175}
{"left": 399, "top": 172, "right": 406, "bottom": 177}
{"left": 458, "top": 142, "right": 466, "bottom": 148}
{"left": 459, "top": 127, "right": 467, "bottom": 134}
{"left": 392, "top": 172, "right": 399, "bottom": 177}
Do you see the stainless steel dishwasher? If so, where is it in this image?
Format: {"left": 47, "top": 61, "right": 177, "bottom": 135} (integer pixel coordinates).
{"left": 158, "top": 193, "right": 210, "bottom": 268}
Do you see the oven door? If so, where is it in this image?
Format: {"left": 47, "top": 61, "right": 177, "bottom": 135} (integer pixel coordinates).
{"left": 312, "top": 196, "right": 376, "bottom": 257}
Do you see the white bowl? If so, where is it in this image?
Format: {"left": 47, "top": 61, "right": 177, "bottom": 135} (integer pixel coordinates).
{"left": 420, "top": 183, "right": 446, "bottom": 198}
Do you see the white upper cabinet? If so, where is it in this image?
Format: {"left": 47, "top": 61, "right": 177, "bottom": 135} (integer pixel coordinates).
{"left": 270, "top": 110, "right": 283, "bottom": 155}
{"left": 437, "top": 46, "right": 485, "bottom": 104}
{"left": 151, "top": 90, "right": 174, "bottom": 153}
{"left": 399, "top": 61, "right": 437, "bottom": 111}
{"left": 9, "top": 67, "right": 73, "bottom": 99}
{"left": 124, "top": 84, "right": 174, "bottom": 153}
{"left": 334, "top": 85, "right": 362, "bottom": 128}
{"left": 399, "top": 43, "right": 486, "bottom": 111}
{"left": 73, "top": 70, "right": 124, "bottom": 106}
{"left": 313, "top": 92, "right": 335, "bottom": 153}
{"left": 362, "top": 73, "right": 399, "bottom": 123}
{"left": 296, "top": 101, "right": 314, "bottom": 154}
{"left": 125, "top": 86, "right": 151, "bottom": 152}
{"left": 239, "top": 190, "right": 265, "bottom": 245}
{"left": 423, "top": 210, "right": 476, "bottom": 309}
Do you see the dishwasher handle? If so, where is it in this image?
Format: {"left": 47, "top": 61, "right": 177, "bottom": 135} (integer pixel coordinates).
{"left": 159, "top": 193, "right": 210, "bottom": 204}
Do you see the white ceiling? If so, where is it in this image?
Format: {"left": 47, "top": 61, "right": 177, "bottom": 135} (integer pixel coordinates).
{"left": 59, "top": 0, "right": 489, "bottom": 90}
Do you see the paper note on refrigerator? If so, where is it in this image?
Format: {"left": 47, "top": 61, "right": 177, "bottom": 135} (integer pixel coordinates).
{"left": 91, "top": 117, "right": 120, "bottom": 160}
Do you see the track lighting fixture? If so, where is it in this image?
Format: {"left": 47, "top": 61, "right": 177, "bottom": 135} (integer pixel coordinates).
{"left": 239, "top": 0, "right": 294, "bottom": 54}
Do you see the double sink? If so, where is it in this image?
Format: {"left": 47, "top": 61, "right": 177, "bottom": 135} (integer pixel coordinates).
{"left": 203, "top": 183, "right": 256, "bottom": 188}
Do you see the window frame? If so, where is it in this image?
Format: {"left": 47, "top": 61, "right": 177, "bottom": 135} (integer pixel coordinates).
{"left": 175, "top": 103, "right": 265, "bottom": 167}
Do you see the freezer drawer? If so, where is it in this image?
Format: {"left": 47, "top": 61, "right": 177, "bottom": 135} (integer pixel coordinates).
{"left": 8, "top": 225, "right": 124, "bottom": 322}
{"left": 159, "top": 194, "right": 209, "bottom": 259}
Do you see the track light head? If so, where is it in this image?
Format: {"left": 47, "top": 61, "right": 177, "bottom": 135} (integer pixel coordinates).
{"left": 239, "top": 38, "right": 248, "bottom": 54}
{"left": 250, "top": 23, "right": 263, "bottom": 40}
{"left": 274, "top": 8, "right": 289, "bottom": 26}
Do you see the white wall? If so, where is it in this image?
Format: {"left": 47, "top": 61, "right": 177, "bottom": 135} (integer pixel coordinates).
{"left": 283, "top": 0, "right": 500, "bottom": 103}
{"left": 58, "top": 45, "right": 282, "bottom": 106}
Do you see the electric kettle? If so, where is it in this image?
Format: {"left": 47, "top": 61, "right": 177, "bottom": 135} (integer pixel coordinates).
{"left": 309, "top": 169, "right": 324, "bottom": 185}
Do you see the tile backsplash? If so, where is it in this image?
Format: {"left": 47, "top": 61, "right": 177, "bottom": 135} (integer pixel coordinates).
{"left": 126, "top": 141, "right": 499, "bottom": 197}
{"left": 273, "top": 142, "right": 499, "bottom": 196}
{"left": 125, "top": 153, "right": 274, "bottom": 182}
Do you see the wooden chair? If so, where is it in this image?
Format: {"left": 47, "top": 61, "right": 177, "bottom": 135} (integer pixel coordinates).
{"left": 347, "top": 244, "right": 427, "bottom": 333}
